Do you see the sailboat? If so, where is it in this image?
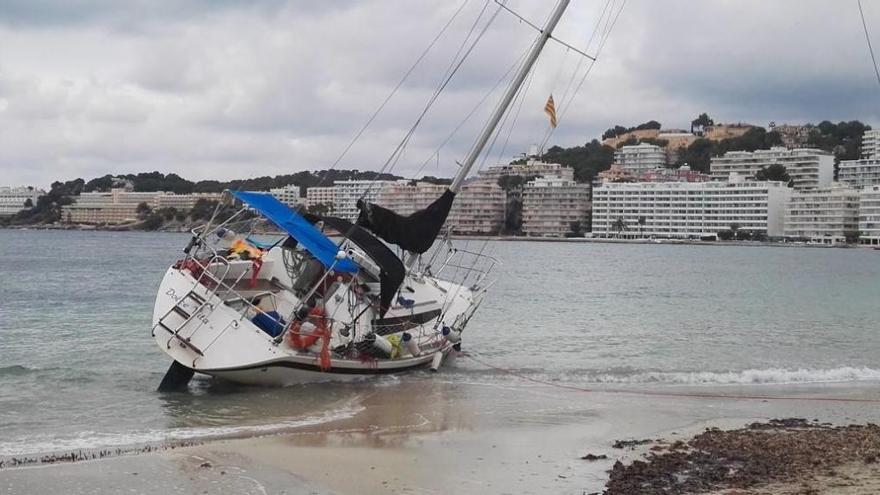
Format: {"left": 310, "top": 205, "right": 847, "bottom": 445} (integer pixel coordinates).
{"left": 152, "top": 1, "right": 570, "bottom": 389}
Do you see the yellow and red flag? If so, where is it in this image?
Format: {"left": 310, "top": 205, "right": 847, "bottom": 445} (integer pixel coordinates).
{"left": 544, "top": 94, "right": 557, "bottom": 128}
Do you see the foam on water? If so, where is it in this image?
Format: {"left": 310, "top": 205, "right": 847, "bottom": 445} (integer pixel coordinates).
{"left": 445, "top": 364, "right": 880, "bottom": 387}
{"left": 582, "top": 366, "right": 880, "bottom": 385}
{"left": 0, "top": 402, "right": 364, "bottom": 458}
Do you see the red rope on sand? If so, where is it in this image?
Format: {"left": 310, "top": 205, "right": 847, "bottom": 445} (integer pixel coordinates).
{"left": 462, "top": 352, "right": 880, "bottom": 404}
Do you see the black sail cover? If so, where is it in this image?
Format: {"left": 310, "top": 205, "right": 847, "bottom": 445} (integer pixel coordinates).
{"left": 356, "top": 189, "right": 455, "bottom": 254}
{"left": 304, "top": 214, "right": 404, "bottom": 317}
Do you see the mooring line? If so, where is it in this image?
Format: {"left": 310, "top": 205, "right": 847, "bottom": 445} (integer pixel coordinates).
{"left": 462, "top": 352, "right": 880, "bottom": 404}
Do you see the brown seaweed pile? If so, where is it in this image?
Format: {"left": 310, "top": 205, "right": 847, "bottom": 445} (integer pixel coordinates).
{"left": 605, "top": 418, "right": 880, "bottom": 494}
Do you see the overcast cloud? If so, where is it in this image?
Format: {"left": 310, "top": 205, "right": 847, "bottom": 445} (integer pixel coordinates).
{"left": 1, "top": 0, "right": 879, "bottom": 189}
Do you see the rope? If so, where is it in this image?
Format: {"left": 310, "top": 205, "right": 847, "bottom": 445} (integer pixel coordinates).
{"left": 319, "top": 0, "right": 472, "bottom": 184}
{"left": 540, "top": 0, "right": 627, "bottom": 151}
{"left": 462, "top": 352, "right": 880, "bottom": 404}
{"left": 858, "top": 0, "right": 880, "bottom": 89}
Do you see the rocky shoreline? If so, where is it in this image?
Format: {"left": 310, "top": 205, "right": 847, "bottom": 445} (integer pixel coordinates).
{"left": 603, "top": 418, "right": 880, "bottom": 494}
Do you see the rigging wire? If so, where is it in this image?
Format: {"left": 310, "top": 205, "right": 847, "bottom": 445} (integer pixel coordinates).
{"left": 316, "top": 0, "right": 472, "bottom": 187}
{"left": 408, "top": 46, "right": 532, "bottom": 182}
{"left": 387, "top": 0, "right": 494, "bottom": 181}
{"left": 359, "top": 1, "right": 505, "bottom": 200}
{"left": 858, "top": 0, "right": 880, "bottom": 89}
{"left": 537, "top": 0, "right": 614, "bottom": 149}
{"left": 540, "top": 0, "right": 627, "bottom": 151}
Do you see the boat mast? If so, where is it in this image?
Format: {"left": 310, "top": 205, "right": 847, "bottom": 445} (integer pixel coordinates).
{"left": 449, "top": 0, "right": 570, "bottom": 194}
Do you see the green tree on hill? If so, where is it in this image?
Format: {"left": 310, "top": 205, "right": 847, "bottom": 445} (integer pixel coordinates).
{"left": 135, "top": 202, "right": 152, "bottom": 220}
{"left": 691, "top": 113, "right": 714, "bottom": 131}
{"left": 755, "top": 164, "right": 791, "bottom": 184}
{"left": 541, "top": 140, "right": 615, "bottom": 183}
{"left": 807, "top": 120, "right": 871, "bottom": 161}
{"left": 676, "top": 127, "right": 783, "bottom": 173}
{"left": 601, "top": 120, "right": 662, "bottom": 140}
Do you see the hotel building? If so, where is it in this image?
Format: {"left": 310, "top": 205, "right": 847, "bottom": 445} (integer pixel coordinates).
{"left": 862, "top": 129, "right": 880, "bottom": 158}
{"left": 447, "top": 179, "right": 506, "bottom": 235}
{"left": 784, "top": 184, "right": 861, "bottom": 245}
{"left": 859, "top": 185, "right": 880, "bottom": 245}
{"left": 332, "top": 180, "right": 396, "bottom": 222}
{"left": 0, "top": 186, "right": 45, "bottom": 217}
{"left": 710, "top": 147, "right": 834, "bottom": 191}
{"left": 305, "top": 186, "right": 337, "bottom": 212}
{"left": 837, "top": 159, "right": 880, "bottom": 189}
{"left": 376, "top": 181, "right": 448, "bottom": 216}
{"left": 614, "top": 143, "right": 667, "bottom": 174}
{"left": 62, "top": 189, "right": 222, "bottom": 224}
{"left": 480, "top": 159, "right": 574, "bottom": 181}
{"left": 521, "top": 177, "right": 590, "bottom": 237}
{"left": 269, "top": 185, "right": 305, "bottom": 209}
{"left": 591, "top": 176, "right": 791, "bottom": 239}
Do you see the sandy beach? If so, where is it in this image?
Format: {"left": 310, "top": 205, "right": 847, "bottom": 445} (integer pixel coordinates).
{"left": 5, "top": 375, "right": 880, "bottom": 494}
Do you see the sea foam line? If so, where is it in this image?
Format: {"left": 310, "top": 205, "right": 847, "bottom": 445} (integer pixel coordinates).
{"left": 576, "top": 366, "right": 880, "bottom": 385}
{"left": 0, "top": 404, "right": 364, "bottom": 458}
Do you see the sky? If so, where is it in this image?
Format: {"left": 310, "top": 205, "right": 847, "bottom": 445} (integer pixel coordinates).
{"left": 1, "top": 0, "right": 879, "bottom": 189}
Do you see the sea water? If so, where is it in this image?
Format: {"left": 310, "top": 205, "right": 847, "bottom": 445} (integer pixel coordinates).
{"left": 0, "top": 230, "right": 878, "bottom": 458}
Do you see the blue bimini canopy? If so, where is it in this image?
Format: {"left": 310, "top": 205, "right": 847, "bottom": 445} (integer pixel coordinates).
{"left": 229, "top": 190, "right": 359, "bottom": 273}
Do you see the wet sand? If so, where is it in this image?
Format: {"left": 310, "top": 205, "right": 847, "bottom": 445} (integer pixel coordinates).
{"left": 4, "top": 379, "right": 880, "bottom": 494}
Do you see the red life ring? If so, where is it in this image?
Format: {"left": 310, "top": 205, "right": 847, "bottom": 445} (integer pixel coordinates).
{"left": 287, "top": 307, "right": 332, "bottom": 371}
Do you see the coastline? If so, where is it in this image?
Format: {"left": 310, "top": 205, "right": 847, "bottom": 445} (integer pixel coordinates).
{"left": 1, "top": 224, "right": 873, "bottom": 249}
{"left": 5, "top": 378, "right": 880, "bottom": 494}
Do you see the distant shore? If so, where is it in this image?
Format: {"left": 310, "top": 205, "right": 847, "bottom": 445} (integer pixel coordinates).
{"left": 3, "top": 223, "right": 875, "bottom": 249}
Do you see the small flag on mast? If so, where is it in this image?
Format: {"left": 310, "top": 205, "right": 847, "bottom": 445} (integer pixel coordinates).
{"left": 544, "top": 94, "right": 557, "bottom": 128}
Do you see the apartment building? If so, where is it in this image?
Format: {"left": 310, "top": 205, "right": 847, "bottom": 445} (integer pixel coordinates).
{"left": 332, "top": 180, "right": 396, "bottom": 221}
{"left": 0, "top": 186, "right": 45, "bottom": 217}
{"left": 710, "top": 147, "right": 833, "bottom": 190}
{"left": 862, "top": 129, "right": 880, "bottom": 158}
{"left": 614, "top": 143, "right": 667, "bottom": 174}
{"left": 447, "top": 179, "right": 505, "bottom": 235}
{"left": 480, "top": 159, "right": 574, "bottom": 181}
{"left": 591, "top": 177, "right": 791, "bottom": 239}
{"left": 521, "top": 177, "right": 590, "bottom": 237}
{"left": 859, "top": 185, "right": 880, "bottom": 245}
{"left": 376, "top": 181, "right": 448, "bottom": 216}
{"left": 784, "top": 184, "right": 861, "bottom": 244}
{"left": 269, "top": 185, "right": 305, "bottom": 209}
{"left": 838, "top": 159, "right": 880, "bottom": 189}
{"left": 305, "top": 186, "right": 336, "bottom": 212}
{"left": 62, "top": 189, "right": 221, "bottom": 224}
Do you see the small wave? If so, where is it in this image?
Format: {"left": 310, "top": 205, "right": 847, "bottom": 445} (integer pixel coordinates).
{"left": 448, "top": 363, "right": 880, "bottom": 386}
{"left": 0, "top": 365, "right": 38, "bottom": 377}
{"left": 576, "top": 366, "right": 880, "bottom": 385}
{"left": 0, "top": 404, "right": 364, "bottom": 458}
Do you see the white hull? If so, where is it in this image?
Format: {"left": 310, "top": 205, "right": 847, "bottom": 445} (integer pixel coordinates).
{"left": 152, "top": 248, "right": 477, "bottom": 386}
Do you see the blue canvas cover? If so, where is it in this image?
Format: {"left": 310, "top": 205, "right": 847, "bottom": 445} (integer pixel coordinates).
{"left": 229, "top": 190, "right": 359, "bottom": 273}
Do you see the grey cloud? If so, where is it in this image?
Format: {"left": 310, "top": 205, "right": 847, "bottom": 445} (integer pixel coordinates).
{"left": 1, "top": 0, "right": 879, "bottom": 189}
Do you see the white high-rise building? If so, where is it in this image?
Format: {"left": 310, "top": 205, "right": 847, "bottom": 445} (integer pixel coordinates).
{"left": 305, "top": 186, "right": 336, "bottom": 212}
{"left": 859, "top": 185, "right": 880, "bottom": 245}
{"left": 862, "top": 129, "right": 880, "bottom": 158}
{"left": 269, "top": 185, "right": 305, "bottom": 209}
{"left": 710, "top": 147, "right": 834, "bottom": 190}
{"left": 376, "top": 181, "right": 448, "bottom": 216}
{"left": 614, "top": 143, "right": 666, "bottom": 175}
{"left": 521, "top": 177, "right": 590, "bottom": 237}
{"left": 332, "top": 180, "right": 396, "bottom": 221}
{"left": 837, "top": 159, "right": 880, "bottom": 189}
{"left": 784, "top": 184, "right": 861, "bottom": 245}
{"left": 447, "top": 179, "right": 505, "bottom": 235}
{"left": 61, "top": 189, "right": 221, "bottom": 224}
{"left": 592, "top": 177, "right": 791, "bottom": 239}
{"left": 480, "top": 159, "right": 574, "bottom": 181}
{"left": 0, "top": 186, "right": 44, "bottom": 217}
